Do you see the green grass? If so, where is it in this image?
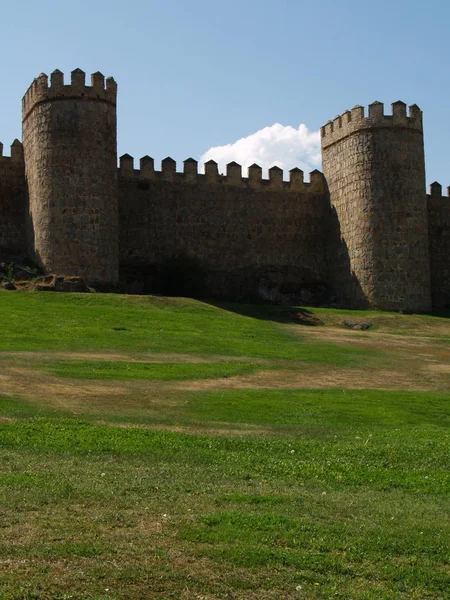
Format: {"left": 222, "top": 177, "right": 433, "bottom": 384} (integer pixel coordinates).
{"left": 0, "top": 291, "right": 318, "bottom": 358}
{"left": 0, "top": 401, "right": 448, "bottom": 495}
{"left": 312, "top": 305, "right": 450, "bottom": 337}
{"left": 181, "top": 388, "right": 450, "bottom": 428}
{"left": 46, "top": 359, "right": 260, "bottom": 381}
{"left": 0, "top": 291, "right": 400, "bottom": 363}
{"left": 0, "top": 291, "right": 449, "bottom": 599}
{"left": 0, "top": 396, "right": 448, "bottom": 598}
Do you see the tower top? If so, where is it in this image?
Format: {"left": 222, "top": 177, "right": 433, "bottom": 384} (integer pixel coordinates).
{"left": 22, "top": 69, "right": 117, "bottom": 119}
{"left": 321, "top": 101, "right": 422, "bottom": 149}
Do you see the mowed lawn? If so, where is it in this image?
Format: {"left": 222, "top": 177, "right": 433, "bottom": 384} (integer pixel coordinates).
{"left": 0, "top": 291, "right": 449, "bottom": 599}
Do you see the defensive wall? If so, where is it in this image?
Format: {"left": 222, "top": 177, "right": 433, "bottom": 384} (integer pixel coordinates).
{"left": 321, "top": 101, "right": 431, "bottom": 312}
{"left": 0, "top": 141, "right": 27, "bottom": 254}
{"left": 0, "top": 68, "right": 448, "bottom": 311}
{"left": 22, "top": 70, "right": 118, "bottom": 283}
{"left": 428, "top": 183, "right": 450, "bottom": 307}
{"left": 117, "top": 157, "right": 331, "bottom": 301}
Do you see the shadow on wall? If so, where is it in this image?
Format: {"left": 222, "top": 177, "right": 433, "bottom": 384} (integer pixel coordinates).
{"left": 118, "top": 204, "right": 368, "bottom": 312}
{"left": 325, "top": 204, "right": 367, "bottom": 310}
{"left": 120, "top": 255, "right": 335, "bottom": 307}
{"left": 120, "top": 257, "right": 330, "bottom": 325}
{"left": 159, "top": 254, "right": 208, "bottom": 297}
{"left": 426, "top": 307, "right": 450, "bottom": 319}
{"left": 25, "top": 204, "right": 36, "bottom": 266}
{"left": 120, "top": 254, "right": 208, "bottom": 298}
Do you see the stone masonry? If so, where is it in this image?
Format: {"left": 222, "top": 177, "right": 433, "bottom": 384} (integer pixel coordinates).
{"left": 321, "top": 102, "right": 431, "bottom": 312}
{"left": 0, "top": 68, "right": 448, "bottom": 311}
{"left": 22, "top": 70, "right": 119, "bottom": 283}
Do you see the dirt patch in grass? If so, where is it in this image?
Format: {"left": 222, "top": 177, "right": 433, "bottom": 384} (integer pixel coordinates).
{"left": 0, "top": 351, "right": 254, "bottom": 364}
{"left": 97, "top": 420, "right": 270, "bottom": 437}
{"left": 1, "top": 336, "right": 449, "bottom": 417}
{"left": 176, "top": 367, "right": 439, "bottom": 392}
{"left": 0, "top": 320, "right": 448, "bottom": 416}
{"left": 0, "top": 366, "right": 179, "bottom": 415}
{"left": 291, "top": 325, "right": 450, "bottom": 349}
{"left": 0, "top": 367, "right": 128, "bottom": 400}
{"left": 426, "top": 363, "right": 450, "bottom": 373}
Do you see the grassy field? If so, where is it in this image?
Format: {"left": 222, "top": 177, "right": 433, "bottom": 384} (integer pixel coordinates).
{"left": 0, "top": 290, "right": 449, "bottom": 599}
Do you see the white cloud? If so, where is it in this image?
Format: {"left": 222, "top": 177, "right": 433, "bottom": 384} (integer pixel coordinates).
{"left": 199, "top": 123, "right": 321, "bottom": 180}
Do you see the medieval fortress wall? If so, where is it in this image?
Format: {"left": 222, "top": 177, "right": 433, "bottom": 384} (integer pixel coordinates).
{"left": 118, "top": 157, "right": 330, "bottom": 300}
{"left": 321, "top": 102, "right": 431, "bottom": 312}
{"left": 0, "top": 141, "right": 27, "bottom": 254}
{"left": 21, "top": 70, "right": 119, "bottom": 283}
{"left": 427, "top": 183, "right": 450, "bottom": 307}
{"left": 0, "top": 68, "right": 448, "bottom": 311}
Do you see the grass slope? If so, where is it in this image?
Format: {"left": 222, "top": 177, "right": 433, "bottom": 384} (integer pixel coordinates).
{"left": 0, "top": 289, "right": 446, "bottom": 357}
{"left": 0, "top": 291, "right": 331, "bottom": 357}
{"left": 0, "top": 291, "right": 449, "bottom": 599}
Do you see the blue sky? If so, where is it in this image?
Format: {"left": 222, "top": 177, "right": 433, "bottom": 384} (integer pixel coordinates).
{"left": 0, "top": 0, "right": 448, "bottom": 186}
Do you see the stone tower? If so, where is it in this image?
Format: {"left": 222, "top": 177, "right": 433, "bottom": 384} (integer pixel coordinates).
{"left": 22, "top": 69, "right": 119, "bottom": 284}
{"left": 321, "top": 101, "right": 431, "bottom": 312}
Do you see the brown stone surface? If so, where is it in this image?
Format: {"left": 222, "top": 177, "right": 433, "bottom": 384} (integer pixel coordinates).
{"left": 118, "top": 167, "right": 330, "bottom": 299}
{"left": 322, "top": 102, "right": 432, "bottom": 311}
{"left": 21, "top": 70, "right": 118, "bottom": 284}
{"left": 428, "top": 192, "right": 450, "bottom": 307}
{"left": 0, "top": 71, "right": 447, "bottom": 310}
{"left": 0, "top": 143, "right": 27, "bottom": 254}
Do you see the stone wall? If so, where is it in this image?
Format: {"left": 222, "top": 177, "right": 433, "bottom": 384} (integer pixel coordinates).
{"left": 1, "top": 71, "right": 448, "bottom": 310}
{"left": 0, "top": 142, "right": 27, "bottom": 254}
{"left": 22, "top": 70, "right": 119, "bottom": 284}
{"left": 321, "top": 102, "right": 431, "bottom": 312}
{"left": 428, "top": 184, "right": 450, "bottom": 308}
{"left": 118, "top": 159, "right": 331, "bottom": 302}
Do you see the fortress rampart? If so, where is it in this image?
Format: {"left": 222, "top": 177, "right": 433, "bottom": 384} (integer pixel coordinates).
{"left": 22, "top": 70, "right": 117, "bottom": 119}
{"left": 0, "top": 141, "right": 26, "bottom": 254}
{"left": 0, "top": 68, "right": 448, "bottom": 311}
{"left": 321, "top": 102, "right": 423, "bottom": 147}
{"left": 117, "top": 157, "right": 329, "bottom": 300}
{"left": 321, "top": 101, "right": 431, "bottom": 312}
{"left": 118, "top": 154, "right": 326, "bottom": 192}
{"left": 427, "top": 183, "right": 450, "bottom": 308}
{"left": 22, "top": 70, "right": 118, "bottom": 284}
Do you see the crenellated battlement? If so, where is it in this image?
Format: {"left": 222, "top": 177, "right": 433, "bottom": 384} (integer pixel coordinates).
{"left": 118, "top": 155, "right": 326, "bottom": 193}
{"left": 22, "top": 68, "right": 118, "bottom": 284}
{"left": 428, "top": 182, "right": 450, "bottom": 199}
{"left": 0, "top": 67, "right": 445, "bottom": 309}
{"left": 321, "top": 101, "right": 423, "bottom": 149}
{"left": 22, "top": 69, "right": 117, "bottom": 119}
{"left": 0, "top": 139, "right": 24, "bottom": 165}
